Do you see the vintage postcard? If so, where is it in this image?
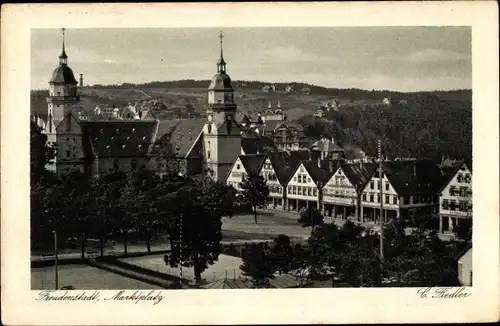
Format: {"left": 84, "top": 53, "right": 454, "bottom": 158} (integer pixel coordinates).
{"left": 1, "top": 2, "right": 499, "bottom": 325}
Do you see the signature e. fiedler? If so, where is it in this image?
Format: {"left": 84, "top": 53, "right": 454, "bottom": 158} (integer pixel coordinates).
{"left": 417, "top": 287, "right": 471, "bottom": 299}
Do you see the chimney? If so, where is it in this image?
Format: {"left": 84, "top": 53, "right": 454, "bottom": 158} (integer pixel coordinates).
{"left": 79, "top": 74, "right": 83, "bottom": 87}
{"left": 277, "top": 100, "right": 281, "bottom": 109}
{"left": 268, "top": 100, "right": 272, "bottom": 110}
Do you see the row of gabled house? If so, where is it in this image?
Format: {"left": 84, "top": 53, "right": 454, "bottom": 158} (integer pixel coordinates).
{"left": 226, "top": 153, "right": 472, "bottom": 234}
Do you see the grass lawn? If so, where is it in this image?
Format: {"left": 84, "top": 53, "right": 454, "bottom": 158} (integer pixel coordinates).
{"left": 222, "top": 209, "right": 311, "bottom": 240}
{"left": 31, "top": 264, "right": 163, "bottom": 290}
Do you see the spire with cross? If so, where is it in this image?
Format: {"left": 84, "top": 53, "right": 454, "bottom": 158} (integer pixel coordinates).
{"left": 216, "top": 30, "right": 226, "bottom": 73}
{"left": 59, "top": 28, "right": 68, "bottom": 65}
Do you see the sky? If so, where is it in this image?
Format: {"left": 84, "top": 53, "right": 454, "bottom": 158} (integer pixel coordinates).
{"left": 31, "top": 27, "right": 472, "bottom": 92}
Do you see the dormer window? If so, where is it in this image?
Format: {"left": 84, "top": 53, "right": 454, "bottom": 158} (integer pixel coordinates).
{"left": 94, "top": 137, "right": 99, "bottom": 141}
{"left": 106, "top": 145, "right": 111, "bottom": 150}
{"left": 138, "top": 145, "right": 143, "bottom": 150}
{"left": 116, "top": 128, "right": 120, "bottom": 133}
{"left": 122, "top": 144, "right": 126, "bottom": 150}
{"left": 100, "top": 129, "right": 104, "bottom": 134}
{"left": 143, "top": 136, "right": 147, "bottom": 141}
{"left": 127, "top": 136, "right": 130, "bottom": 140}
{"left": 132, "top": 128, "right": 136, "bottom": 133}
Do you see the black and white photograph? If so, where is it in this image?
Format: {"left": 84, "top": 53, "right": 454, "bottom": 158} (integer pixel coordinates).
{"left": 29, "top": 25, "right": 473, "bottom": 290}
{"left": 2, "top": 2, "right": 499, "bottom": 325}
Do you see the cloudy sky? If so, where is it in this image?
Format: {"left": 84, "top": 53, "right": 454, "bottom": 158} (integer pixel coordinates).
{"left": 31, "top": 27, "right": 471, "bottom": 92}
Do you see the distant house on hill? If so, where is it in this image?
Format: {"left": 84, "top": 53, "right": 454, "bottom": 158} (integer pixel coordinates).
{"left": 285, "top": 85, "right": 294, "bottom": 93}
{"left": 301, "top": 87, "right": 311, "bottom": 95}
{"left": 382, "top": 97, "right": 392, "bottom": 106}
{"left": 262, "top": 84, "right": 276, "bottom": 92}
{"left": 314, "top": 107, "right": 326, "bottom": 118}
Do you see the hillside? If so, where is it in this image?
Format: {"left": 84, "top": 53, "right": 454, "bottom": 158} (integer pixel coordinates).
{"left": 30, "top": 80, "right": 472, "bottom": 120}
{"left": 31, "top": 80, "right": 472, "bottom": 163}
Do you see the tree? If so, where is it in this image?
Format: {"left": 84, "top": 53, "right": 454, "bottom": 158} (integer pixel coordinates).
{"left": 117, "top": 167, "right": 157, "bottom": 256}
{"left": 30, "top": 120, "right": 56, "bottom": 182}
{"left": 269, "top": 234, "right": 294, "bottom": 275}
{"left": 164, "top": 178, "right": 236, "bottom": 284}
{"left": 238, "top": 175, "right": 270, "bottom": 224}
{"left": 88, "top": 170, "right": 127, "bottom": 256}
{"left": 337, "top": 242, "right": 382, "bottom": 287}
{"left": 298, "top": 206, "right": 324, "bottom": 229}
{"left": 240, "top": 243, "right": 275, "bottom": 288}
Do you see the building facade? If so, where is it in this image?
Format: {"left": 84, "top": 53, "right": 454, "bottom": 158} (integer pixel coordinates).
{"left": 438, "top": 162, "right": 472, "bottom": 233}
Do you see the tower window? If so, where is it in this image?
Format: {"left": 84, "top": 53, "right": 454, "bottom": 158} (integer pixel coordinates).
{"left": 236, "top": 164, "right": 240, "bottom": 170}
{"left": 207, "top": 151, "right": 211, "bottom": 159}
{"left": 66, "top": 150, "right": 70, "bottom": 158}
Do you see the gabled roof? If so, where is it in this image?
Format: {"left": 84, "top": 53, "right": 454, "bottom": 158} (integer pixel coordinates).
{"left": 80, "top": 120, "right": 157, "bottom": 159}
{"left": 288, "top": 150, "right": 311, "bottom": 162}
{"left": 163, "top": 119, "right": 205, "bottom": 158}
{"left": 301, "top": 161, "right": 334, "bottom": 186}
{"left": 341, "top": 162, "right": 377, "bottom": 193}
{"left": 239, "top": 154, "right": 267, "bottom": 176}
{"left": 438, "top": 162, "right": 469, "bottom": 192}
{"left": 382, "top": 159, "right": 443, "bottom": 195}
{"left": 455, "top": 244, "right": 472, "bottom": 261}
{"left": 267, "top": 151, "right": 300, "bottom": 185}
{"left": 241, "top": 136, "right": 277, "bottom": 155}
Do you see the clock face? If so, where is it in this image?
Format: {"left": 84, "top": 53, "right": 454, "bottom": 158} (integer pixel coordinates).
{"left": 226, "top": 115, "right": 232, "bottom": 121}
{"left": 207, "top": 114, "right": 213, "bottom": 122}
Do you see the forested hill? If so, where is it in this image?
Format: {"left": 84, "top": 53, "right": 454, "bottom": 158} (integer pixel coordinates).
{"left": 89, "top": 79, "right": 471, "bottom": 104}
{"left": 298, "top": 97, "right": 472, "bottom": 165}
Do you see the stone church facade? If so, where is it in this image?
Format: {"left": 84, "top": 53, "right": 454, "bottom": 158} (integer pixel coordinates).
{"left": 34, "top": 29, "right": 241, "bottom": 183}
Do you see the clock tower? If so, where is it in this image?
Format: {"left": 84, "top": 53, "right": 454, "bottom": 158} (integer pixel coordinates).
{"left": 203, "top": 31, "right": 241, "bottom": 182}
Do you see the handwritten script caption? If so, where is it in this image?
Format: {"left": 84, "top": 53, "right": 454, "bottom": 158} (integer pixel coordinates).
{"left": 417, "top": 287, "right": 471, "bottom": 299}
{"left": 35, "top": 290, "right": 164, "bottom": 305}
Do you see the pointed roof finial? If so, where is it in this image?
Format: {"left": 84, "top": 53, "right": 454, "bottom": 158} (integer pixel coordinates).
{"left": 60, "top": 28, "right": 68, "bottom": 59}
{"left": 217, "top": 30, "right": 226, "bottom": 72}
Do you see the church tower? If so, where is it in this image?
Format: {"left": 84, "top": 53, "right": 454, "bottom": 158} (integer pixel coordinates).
{"left": 45, "top": 29, "right": 84, "bottom": 174}
{"left": 46, "top": 28, "right": 80, "bottom": 125}
{"left": 203, "top": 31, "right": 241, "bottom": 182}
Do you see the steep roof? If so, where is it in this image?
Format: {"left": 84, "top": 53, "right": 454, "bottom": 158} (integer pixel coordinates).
{"left": 165, "top": 119, "right": 205, "bottom": 158}
{"left": 438, "top": 162, "right": 469, "bottom": 192}
{"left": 267, "top": 151, "right": 300, "bottom": 185}
{"left": 241, "top": 136, "right": 277, "bottom": 155}
{"left": 288, "top": 150, "right": 311, "bottom": 162}
{"left": 80, "top": 120, "right": 157, "bottom": 159}
{"left": 302, "top": 161, "right": 334, "bottom": 186}
{"left": 341, "top": 162, "right": 377, "bottom": 192}
{"left": 382, "top": 159, "right": 443, "bottom": 195}
{"left": 239, "top": 154, "right": 267, "bottom": 176}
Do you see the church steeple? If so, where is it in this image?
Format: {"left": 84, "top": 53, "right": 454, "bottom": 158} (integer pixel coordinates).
{"left": 216, "top": 30, "right": 226, "bottom": 73}
{"left": 59, "top": 28, "right": 68, "bottom": 66}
